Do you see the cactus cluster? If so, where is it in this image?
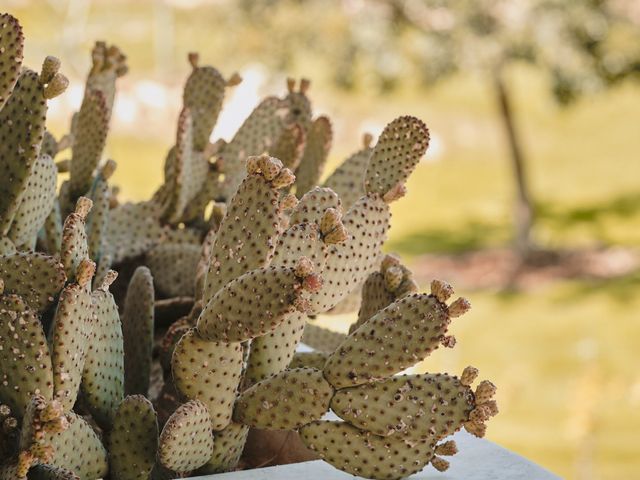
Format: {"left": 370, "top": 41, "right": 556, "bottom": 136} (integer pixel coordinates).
{"left": 0, "top": 12, "right": 498, "bottom": 480}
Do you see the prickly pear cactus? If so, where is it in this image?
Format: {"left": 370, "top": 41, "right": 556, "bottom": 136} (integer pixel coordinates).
{"left": 0, "top": 14, "right": 498, "bottom": 480}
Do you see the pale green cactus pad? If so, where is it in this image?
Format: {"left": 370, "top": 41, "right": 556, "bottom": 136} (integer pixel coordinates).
{"left": 364, "top": 116, "right": 429, "bottom": 201}
{"left": 300, "top": 420, "right": 445, "bottom": 480}
{"left": 43, "top": 411, "right": 108, "bottom": 479}
{"left": 289, "top": 187, "right": 341, "bottom": 226}
{"left": 50, "top": 267, "right": 94, "bottom": 411}
{"left": 0, "top": 13, "right": 24, "bottom": 110}
{"left": 122, "top": 266, "right": 155, "bottom": 396}
{"left": 294, "top": 116, "right": 332, "bottom": 195}
{"left": 28, "top": 465, "right": 80, "bottom": 480}
{"left": 85, "top": 41, "right": 127, "bottom": 116}
{"left": 197, "top": 262, "right": 321, "bottom": 342}
{"left": 108, "top": 395, "right": 159, "bottom": 480}
{"left": 300, "top": 323, "right": 346, "bottom": 353}
{"left": 85, "top": 162, "right": 114, "bottom": 261}
{"left": 147, "top": 242, "right": 200, "bottom": 298}
{"left": 60, "top": 197, "right": 92, "bottom": 282}
{"left": 0, "top": 295, "right": 53, "bottom": 416}
{"left": 196, "top": 422, "right": 248, "bottom": 475}
{"left": 288, "top": 351, "right": 329, "bottom": 370}
{"left": 270, "top": 123, "right": 306, "bottom": 171}
{"left": 82, "top": 276, "right": 124, "bottom": 427}
{"left": 203, "top": 155, "right": 294, "bottom": 300}
{"left": 68, "top": 90, "right": 109, "bottom": 198}
{"left": 172, "top": 328, "right": 244, "bottom": 431}
{"left": 0, "top": 252, "right": 66, "bottom": 312}
{"left": 234, "top": 367, "right": 334, "bottom": 430}
{"left": 323, "top": 135, "right": 373, "bottom": 211}
{"left": 8, "top": 154, "right": 57, "bottom": 249}
{"left": 43, "top": 202, "right": 63, "bottom": 255}
{"left": 157, "top": 400, "right": 214, "bottom": 473}
{"left": 0, "top": 68, "right": 56, "bottom": 235}
{"left": 323, "top": 291, "right": 470, "bottom": 389}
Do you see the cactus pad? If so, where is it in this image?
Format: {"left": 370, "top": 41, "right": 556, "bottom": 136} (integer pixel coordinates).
{"left": 0, "top": 297, "right": 53, "bottom": 416}
{"left": 323, "top": 136, "right": 373, "bottom": 211}
{"left": 300, "top": 420, "right": 439, "bottom": 480}
{"left": 0, "top": 69, "right": 52, "bottom": 235}
{"left": 196, "top": 422, "right": 248, "bottom": 475}
{"left": 288, "top": 351, "right": 329, "bottom": 370}
{"left": 234, "top": 368, "right": 333, "bottom": 430}
{"left": 108, "top": 395, "right": 159, "bottom": 480}
{"left": 147, "top": 243, "right": 200, "bottom": 298}
{"left": 0, "top": 252, "right": 66, "bottom": 312}
{"left": 289, "top": 187, "right": 341, "bottom": 226}
{"left": 203, "top": 156, "right": 293, "bottom": 300}
{"left": 60, "top": 197, "right": 92, "bottom": 282}
{"left": 50, "top": 270, "right": 94, "bottom": 411}
{"left": 28, "top": 465, "right": 80, "bottom": 480}
{"left": 323, "top": 292, "right": 468, "bottom": 389}
{"left": 307, "top": 194, "right": 390, "bottom": 314}
{"left": 0, "top": 13, "right": 24, "bottom": 110}
{"left": 121, "top": 266, "right": 155, "bottom": 396}
{"left": 171, "top": 328, "right": 244, "bottom": 431}
{"left": 157, "top": 400, "right": 214, "bottom": 473}
{"left": 197, "top": 262, "right": 320, "bottom": 342}
{"left": 81, "top": 278, "right": 124, "bottom": 427}
{"left": 43, "top": 411, "right": 108, "bottom": 479}
{"left": 300, "top": 323, "right": 346, "bottom": 353}
{"left": 271, "top": 123, "right": 306, "bottom": 171}
{"left": 68, "top": 90, "right": 109, "bottom": 197}
{"left": 364, "top": 116, "right": 429, "bottom": 200}
{"left": 294, "top": 116, "right": 332, "bottom": 195}
{"left": 8, "top": 154, "right": 57, "bottom": 249}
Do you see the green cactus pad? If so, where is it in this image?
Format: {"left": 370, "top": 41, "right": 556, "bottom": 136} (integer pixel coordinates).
{"left": 331, "top": 373, "right": 476, "bottom": 440}
{"left": 147, "top": 243, "right": 200, "bottom": 298}
{"left": 108, "top": 395, "right": 159, "bottom": 480}
{"left": 158, "top": 317, "right": 191, "bottom": 373}
{"left": 196, "top": 422, "right": 248, "bottom": 475}
{"left": 161, "top": 109, "right": 208, "bottom": 224}
{"left": 0, "top": 252, "right": 66, "bottom": 312}
{"left": 82, "top": 280, "right": 124, "bottom": 427}
{"left": 0, "top": 69, "right": 51, "bottom": 235}
{"left": 325, "top": 287, "right": 362, "bottom": 315}
{"left": 0, "top": 237, "right": 16, "bottom": 255}
{"left": 307, "top": 194, "right": 390, "bottom": 314}
{"left": 157, "top": 400, "right": 214, "bottom": 473}
{"left": 85, "top": 167, "right": 112, "bottom": 261}
{"left": 8, "top": 154, "right": 57, "bottom": 249}
{"left": 289, "top": 187, "right": 341, "bottom": 226}
{"left": 92, "top": 252, "right": 112, "bottom": 289}
{"left": 270, "top": 123, "right": 306, "bottom": 171}
{"left": 244, "top": 222, "right": 328, "bottom": 384}
{"left": 40, "top": 131, "right": 60, "bottom": 158}
{"left": 234, "top": 367, "right": 333, "bottom": 430}
{"left": 171, "top": 328, "right": 244, "bottom": 431}
{"left": 294, "top": 116, "right": 332, "bottom": 195}
{"left": 300, "top": 420, "right": 438, "bottom": 480}
{"left": 289, "top": 351, "right": 329, "bottom": 370}
{"left": 323, "top": 137, "right": 373, "bottom": 211}
{"left": 122, "top": 266, "right": 154, "bottom": 396}
{"left": 364, "top": 116, "right": 429, "bottom": 200}
{"left": 183, "top": 57, "right": 229, "bottom": 151}
{"left": 28, "top": 465, "right": 80, "bottom": 480}
{"left": 0, "top": 13, "right": 24, "bottom": 110}
{"left": 323, "top": 293, "right": 460, "bottom": 389}
{"left": 217, "top": 97, "right": 288, "bottom": 198}
{"left": 50, "top": 280, "right": 93, "bottom": 411}
{"left": 42, "top": 202, "right": 63, "bottom": 255}
{"left": 68, "top": 90, "right": 109, "bottom": 197}
{"left": 43, "top": 411, "right": 108, "bottom": 479}
{"left": 197, "top": 264, "right": 317, "bottom": 342}
{"left": 300, "top": 323, "right": 346, "bottom": 353}
{"left": 203, "top": 158, "right": 292, "bottom": 300}
{"left": 105, "top": 201, "right": 166, "bottom": 263}
{"left": 60, "top": 198, "right": 92, "bottom": 282}
{"left": 0, "top": 297, "right": 53, "bottom": 416}
{"left": 85, "top": 41, "right": 127, "bottom": 116}
{"left": 349, "top": 257, "right": 417, "bottom": 334}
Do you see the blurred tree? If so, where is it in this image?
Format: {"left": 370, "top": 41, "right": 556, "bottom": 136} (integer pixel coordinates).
{"left": 237, "top": 0, "right": 640, "bottom": 256}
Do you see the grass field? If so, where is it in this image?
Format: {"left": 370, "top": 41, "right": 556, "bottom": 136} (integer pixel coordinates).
{"left": 13, "top": 3, "right": 640, "bottom": 478}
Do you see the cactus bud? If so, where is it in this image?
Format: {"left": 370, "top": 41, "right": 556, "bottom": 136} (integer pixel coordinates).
{"left": 431, "top": 279, "right": 454, "bottom": 303}
{"left": 40, "top": 55, "right": 61, "bottom": 84}
{"left": 448, "top": 297, "right": 471, "bottom": 318}
{"left": 460, "top": 366, "right": 479, "bottom": 386}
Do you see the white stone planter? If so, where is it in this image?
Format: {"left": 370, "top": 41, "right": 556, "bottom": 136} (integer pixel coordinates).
{"left": 193, "top": 431, "right": 559, "bottom": 480}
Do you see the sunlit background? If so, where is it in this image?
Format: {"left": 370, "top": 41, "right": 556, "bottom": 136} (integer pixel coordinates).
{"left": 8, "top": 0, "right": 640, "bottom": 478}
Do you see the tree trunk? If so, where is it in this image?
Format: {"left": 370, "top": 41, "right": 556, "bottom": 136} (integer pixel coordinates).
{"left": 493, "top": 70, "right": 534, "bottom": 255}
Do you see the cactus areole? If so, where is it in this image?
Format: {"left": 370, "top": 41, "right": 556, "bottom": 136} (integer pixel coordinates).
{"left": 0, "top": 11, "right": 497, "bottom": 480}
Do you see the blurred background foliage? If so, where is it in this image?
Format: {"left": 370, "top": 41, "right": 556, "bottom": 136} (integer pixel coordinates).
{"left": 7, "top": 0, "right": 640, "bottom": 478}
